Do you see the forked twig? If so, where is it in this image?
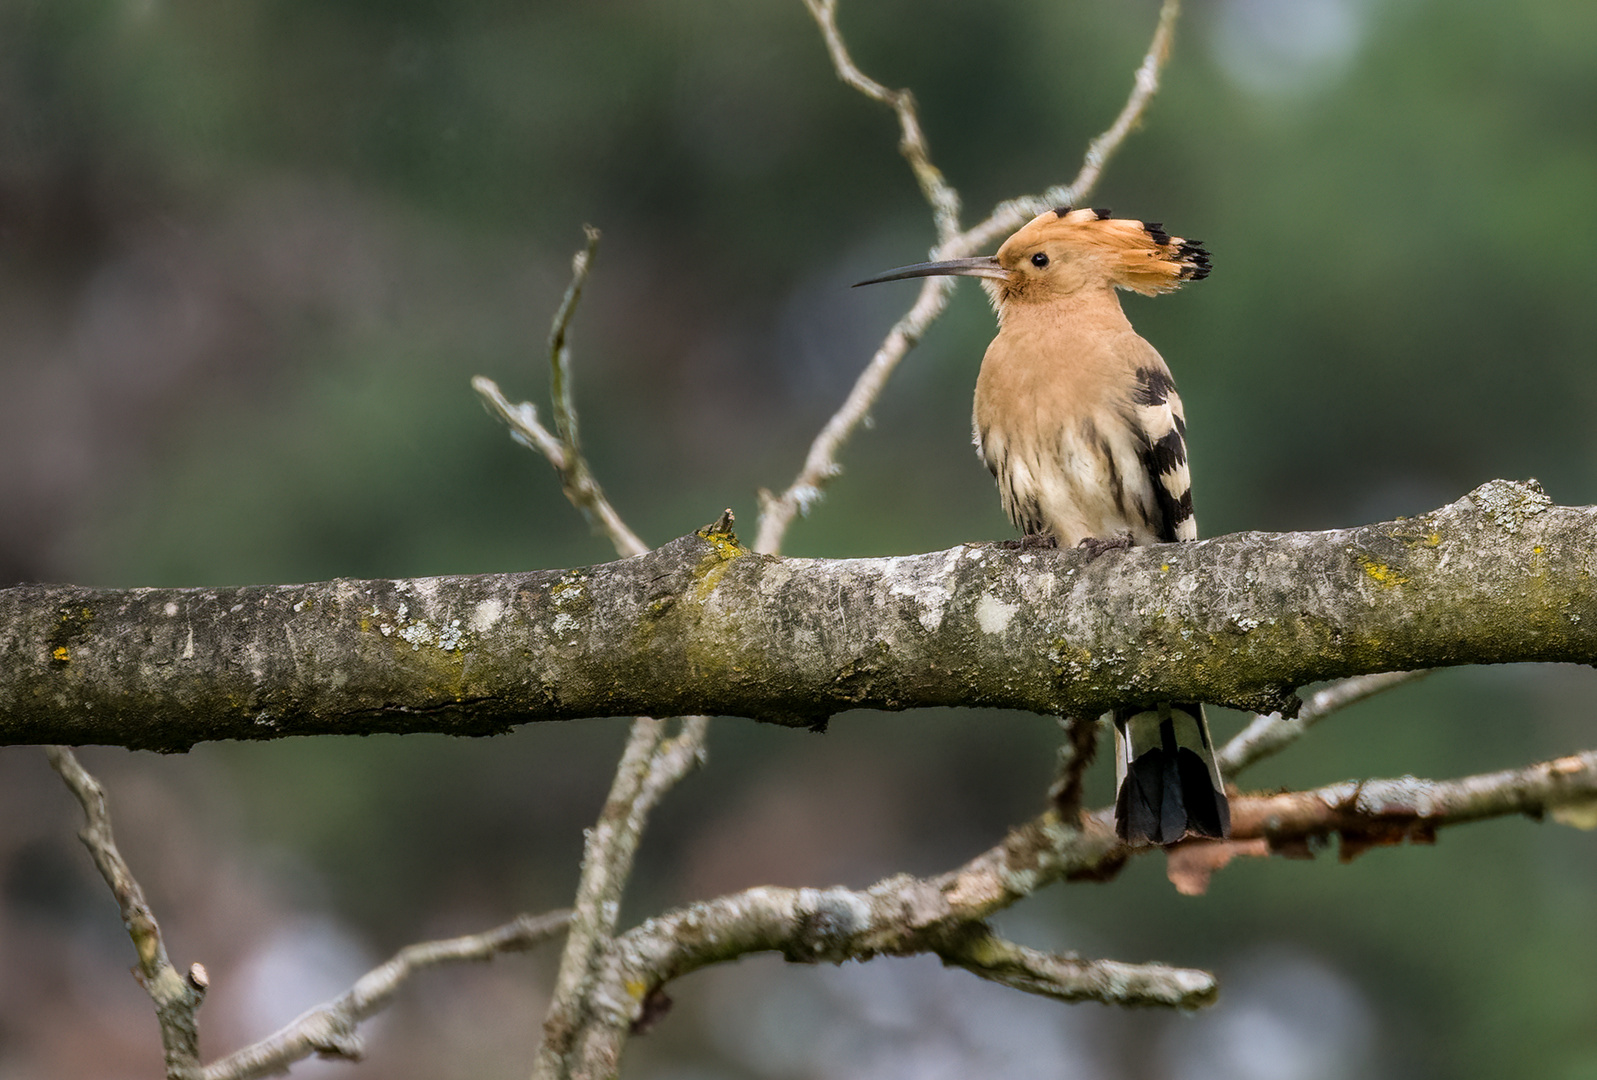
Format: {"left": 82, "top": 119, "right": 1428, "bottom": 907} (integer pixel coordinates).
{"left": 961, "top": 0, "right": 1183, "bottom": 254}
{"left": 801, "top": 0, "right": 962, "bottom": 245}
{"left": 46, "top": 746, "right": 205, "bottom": 1080}
{"left": 474, "top": 227, "right": 648, "bottom": 559}
{"left": 47, "top": 747, "right": 573, "bottom": 1080}
{"left": 203, "top": 911, "right": 572, "bottom": 1080}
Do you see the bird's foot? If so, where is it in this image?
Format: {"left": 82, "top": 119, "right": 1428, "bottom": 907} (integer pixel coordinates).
{"left": 1076, "top": 533, "right": 1134, "bottom": 558}
{"left": 999, "top": 533, "right": 1059, "bottom": 551}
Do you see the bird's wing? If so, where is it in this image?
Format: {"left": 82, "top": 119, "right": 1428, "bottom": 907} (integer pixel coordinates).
{"left": 1127, "top": 362, "right": 1196, "bottom": 543}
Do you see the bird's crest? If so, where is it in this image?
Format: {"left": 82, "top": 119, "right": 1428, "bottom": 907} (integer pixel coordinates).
{"left": 1007, "top": 207, "right": 1211, "bottom": 296}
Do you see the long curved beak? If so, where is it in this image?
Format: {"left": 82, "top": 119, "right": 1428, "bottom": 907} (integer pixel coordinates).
{"left": 852, "top": 255, "right": 1008, "bottom": 287}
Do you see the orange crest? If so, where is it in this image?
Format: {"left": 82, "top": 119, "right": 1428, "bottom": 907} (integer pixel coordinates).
{"left": 999, "top": 207, "right": 1210, "bottom": 296}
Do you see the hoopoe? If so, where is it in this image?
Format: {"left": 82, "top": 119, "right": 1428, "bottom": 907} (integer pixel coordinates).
{"left": 856, "top": 206, "right": 1228, "bottom": 846}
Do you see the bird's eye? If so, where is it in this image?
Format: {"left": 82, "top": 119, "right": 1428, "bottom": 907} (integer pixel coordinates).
{"left": 1031, "top": 252, "right": 1050, "bottom": 268}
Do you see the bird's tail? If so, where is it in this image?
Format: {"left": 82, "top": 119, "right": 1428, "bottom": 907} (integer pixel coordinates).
{"left": 1046, "top": 207, "right": 1211, "bottom": 296}
{"left": 1112, "top": 703, "right": 1230, "bottom": 846}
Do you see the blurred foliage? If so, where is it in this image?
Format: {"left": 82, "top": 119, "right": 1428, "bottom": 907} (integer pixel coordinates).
{"left": 3, "top": 0, "right": 1597, "bottom": 1077}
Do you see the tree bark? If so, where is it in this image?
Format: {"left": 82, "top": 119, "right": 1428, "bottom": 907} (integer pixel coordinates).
{"left": 2, "top": 480, "right": 1591, "bottom": 751}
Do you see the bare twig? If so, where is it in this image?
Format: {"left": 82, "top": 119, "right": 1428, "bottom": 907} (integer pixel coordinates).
{"left": 1048, "top": 714, "right": 1102, "bottom": 820}
{"left": 46, "top": 746, "right": 204, "bottom": 1080}
{"left": 1169, "top": 747, "right": 1597, "bottom": 894}
{"left": 204, "top": 911, "right": 572, "bottom": 1080}
{"left": 958, "top": 0, "right": 1183, "bottom": 255}
{"left": 801, "top": 0, "right": 961, "bottom": 244}
{"left": 534, "top": 716, "right": 695, "bottom": 1079}
{"left": 534, "top": 696, "right": 707, "bottom": 1080}
{"left": 533, "top": 725, "right": 710, "bottom": 1080}
{"left": 473, "top": 227, "right": 648, "bottom": 559}
{"left": 1218, "top": 670, "right": 1430, "bottom": 777}
{"left": 48, "top": 748, "right": 573, "bottom": 1080}
{"left": 548, "top": 226, "right": 601, "bottom": 457}
{"left": 940, "top": 927, "right": 1215, "bottom": 1009}
{"left": 473, "top": 376, "right": 568, "bottom": 474}
{"left": 1235, "top": 749, "right": 1597, "bottom": 846}
{"left": 755, "top": 0, "right": 1183, "bottom": 555}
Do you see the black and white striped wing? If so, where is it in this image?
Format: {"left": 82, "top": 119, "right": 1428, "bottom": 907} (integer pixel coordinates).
{"left": 1129, "top": 365, "right": 1196, "bottom": 543}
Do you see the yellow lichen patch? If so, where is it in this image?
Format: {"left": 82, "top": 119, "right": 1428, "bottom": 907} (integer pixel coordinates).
{"left": 52, "top": 645, "right": 69, "bottom": 663}
{"left": 688, "top": 529, "right": 747, "bottom": 604}
{"left": 1362, "top": 560, "right": 1410, "bottom": 587}
{"left": 624, "top": 979, "right": 650, "bottom": 1001}
{"left": 696, "top": 527, "right": 745, "bottom": 562}
{"left": 1425, "top": 532, "right": 1442, "bottom": 547}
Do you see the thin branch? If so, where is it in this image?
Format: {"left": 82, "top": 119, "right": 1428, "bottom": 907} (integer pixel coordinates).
{"left": 203, "top": 910, "right": 573, "bottom": 1080}
{"left": 1048, "top": 714, "right": 1101, "bottom": 820}
{"left": 473, "top": 228, "right": 648, "bottom": 559}
{"left": 940, "top": 927, "right": 1215, "bottom": 1009}
{"left": 1168, "top": 747, "right": 1597, "bottom": 894}
{"left": 1218, "top": 670, "right": 1430, "bottom": 777}
{"left": 46, "top": 747, "right": 204, "bottom": 1080}
{"left": 548, "top": 226, "right": 601, "bottom": 455}
{"left": 801, "top": 0, "right": 961, "bottom": 244}
{"left": 534, "top": 708, "right": 708, "bottom": 1080}
{"left": 534, "top": 718, "right": 669, "bottom": 1078}
{"left": 958, "top": 0, "right": 1183, "bottom": 255}
{"left": 755, "top": 0, "right": 1183, "bottom": 555}
{"left": 1237, "top": 749, "right": 1597, "bottom": 846}
{"left": 639, "top": 714, "right": 711, "bottom": 807}
{"left": 473, "top": 374, "right": 569, "bottom": 471}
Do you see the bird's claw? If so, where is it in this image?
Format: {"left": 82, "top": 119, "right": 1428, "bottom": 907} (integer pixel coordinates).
{"left": 1076, "top": 534, "right": 1134, "bottom": 558}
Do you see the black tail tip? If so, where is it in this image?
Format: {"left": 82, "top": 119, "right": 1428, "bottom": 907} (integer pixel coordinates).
{"left": 1114, "top": 748, "right": 1231, "bottom": 846}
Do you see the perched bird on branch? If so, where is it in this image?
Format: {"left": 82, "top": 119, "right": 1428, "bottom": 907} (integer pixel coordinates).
{"left": 855, "top": 207, "right": 1227, "bottom": 846}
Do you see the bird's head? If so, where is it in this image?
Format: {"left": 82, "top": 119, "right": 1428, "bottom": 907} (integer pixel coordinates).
{"left": 855, "top": 207, "right": 1209, "bottom": 311}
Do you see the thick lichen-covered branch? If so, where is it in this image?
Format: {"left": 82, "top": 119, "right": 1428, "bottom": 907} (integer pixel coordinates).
{"left": 4, "top": 481, "right": 1594, "bottom": 750}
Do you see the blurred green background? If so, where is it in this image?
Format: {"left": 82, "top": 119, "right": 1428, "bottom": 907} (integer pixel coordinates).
{"left": 3, "top": 0, "right": 1596, "bottom": 1077}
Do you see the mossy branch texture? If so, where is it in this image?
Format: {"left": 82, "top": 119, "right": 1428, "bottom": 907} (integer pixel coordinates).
{"left": 3, "top": 480, "right": 1591, "bottom": 751}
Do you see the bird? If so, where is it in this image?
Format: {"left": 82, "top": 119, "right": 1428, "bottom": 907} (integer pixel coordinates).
{"left": 854, "top": 206, "right": 1228, "bottom": 846}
